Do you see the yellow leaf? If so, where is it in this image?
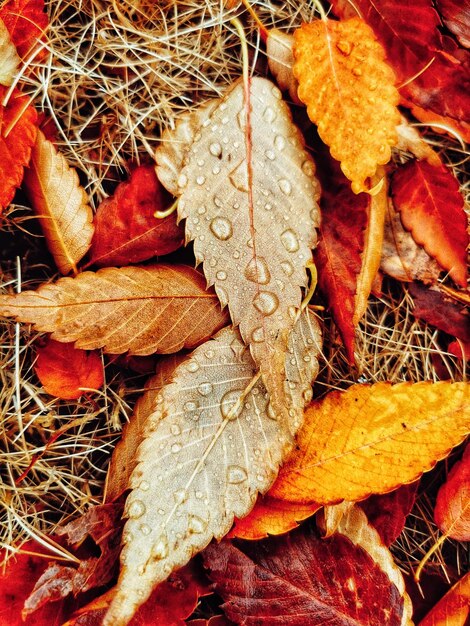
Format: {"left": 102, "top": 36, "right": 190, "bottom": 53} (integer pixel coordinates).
{"left": 293, "top": 17, "right": 400, "bottom": 193}
{"left": 269, "top": 382, "right": 470, "bottom": 504}
{"left": 0, "top": 19, "right": 20, "bottom": 86}
{"left": 23, "top": 129, "right": 94, "bottom": 274}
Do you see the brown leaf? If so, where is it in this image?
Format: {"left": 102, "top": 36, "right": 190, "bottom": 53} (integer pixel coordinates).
{"left": 266, "top": 29, "right": 300, "bottom": 104}
{"left": 23, "top": 129, "right": 94, "bottom": 275}
{"left": 103, "top": 310, "right": 321, "bottom": 626}
{"left": 89, "top": 164, "right": 183, "bottom": 268}
{"left": 0, "top": 264, "right": 229, "bottom": 355}
{"left": 434, "top": 444, "right": 470, "bottom": 541}
{"left": 294, "top": 17, "right": 400, "bottom": 193}
{"left": 418, "top": 572, "right": 470, "bottom": 626}
{"left": 204, "top": 505, "right": 412, "bottom": 625}
{"left": 0, "top": 19, "right": 20, "bottom": 86}
{"left": 34, "top": 338, "right": 103, "bottom": 400}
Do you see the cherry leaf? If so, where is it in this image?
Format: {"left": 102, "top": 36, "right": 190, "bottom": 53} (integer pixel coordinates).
{"left": 434, "top": 444, "right": 470, "bottom": 541}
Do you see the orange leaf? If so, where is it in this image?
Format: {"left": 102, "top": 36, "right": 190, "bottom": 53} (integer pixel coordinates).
{"left": 391, "top": 160, "right": 468, "bottom": 287}
{"left": 0, "top": 86, "right": 37, "bottom": 213}
{"left": 34, "top": 338, "right": 103, "bottom": 400}
{"left": 419, "top": 572, "right": 470, "bottom": 626}
{"left": 293, "top": 17, "right": 400, "bottom": 193}
{"left": 0, "top": 0, "right": 48, "bottom": 61}
{"left": 269, "top": 382, "right": 470, "bottom": 504}
{"left": 434, "top": 444, "right": 470, "bottom": 541}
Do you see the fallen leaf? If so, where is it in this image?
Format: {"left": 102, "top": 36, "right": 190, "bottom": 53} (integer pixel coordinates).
{"left": 156, "top": 76, "right": 320, "bottom": 423}
{"left": 391, "top": 160, "right": 468, "bottom": 287}
{"left": 0, "top": 264, "right": 229, "bottom": 355}
{"left": 266, "top": 29, "right": 300, "bottom": 103}
{"left": 409, "top": 282, "right": 470, "bottom": 343}
{"left": 34, "top": 338, "right": 103, "bottom": 400}
{"left": 0, "top": 85, "right": 37, "bottom": 213}
{"left": 435, "top": 0, "right": 470, "bottom": 49}
{"left": 314, "top": 148, "right": 369, "bottom": 361}
{"left": 447, "top": 340, "right": 470, "bottom": 361}
{"left": 89, "top": 164, "right": 183, "bottom": 268}
{"left": 269, "top": 381, "right": 470, "bottom": 504}
{"left": 103, "top": 309, "right": 321, "bottom": 626}
{"left": 0, "top": 0, "right": 48, "bottom": 61}
{"left": 227, "top": 495, "right": 320, "bottom": 540}
{"left": 187, "top": 617, "right": 234, "bottom": 626}
{"left": 23, "top": 129, "right": 94, "bottom": 275}
{"left": 396, "top": 117, "right": 441, "bottom": 167}
{"left": 418, "top": 572, "right": 470, "bottom": 626}
{"left": 294, "top": 17, "right": 400, "bottom": 193}
{"left": 204, "top": 505, "right": 412, "bottom": 625}
{"left": 434, "top": 444, "right": 470, "bottom": 541}
{"left": 0, "top": 19, "right": 20, "bottom": 86}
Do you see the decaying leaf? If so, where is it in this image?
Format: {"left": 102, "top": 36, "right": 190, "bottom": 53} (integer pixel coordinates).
{"left": 0, "top": 0, "right": 48, "bottom": 61}
{"left": 0, "top": 19, "right": 20, "bottom": 86}
{"left": 266, "top": 29, "right": 300, "bottom": 104}
{"left": 23, "top": 130, "right": 94, "bottom": 274}
{"left": 434, "top": 444, "right": 470, "bottom": 541}
{"left": 0, "top": 264, "right": 229, "bottom": 355}
{"left": 269, "top": 382, "right": 470, "bottom": 504}
{"left": 418, "top": 572, "right": 470, "bottom": 626}
{"left": 156, "top": 76, "right": 320, "bottom": 422}
{"left": 391, "top": 160, "right": 468, "bottom": 287}
{"left": 103, "top": 309, "right": 321, "bottom": 626}
{"left": 294, "top": 17, "right": 400, "bottom": 193}
{"left": 34, "top": 338, "right": 103, "bottom": 400}
{"left": 0, "top": 85, "right": 37, "bottom": 213}
{"left": 204, "top": 505, "right": 412, "bottom": 625}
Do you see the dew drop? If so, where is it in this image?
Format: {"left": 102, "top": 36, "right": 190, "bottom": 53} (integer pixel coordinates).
{"left": 174, "top": 488, "right": 187, "bottom": 504}
{"left": 212, "top": 165, "right": 221, "bottom": 175}
{"left": 278, "top": 179, "right": 292, "bottom": 195}
{"left": 209, "top": 142, "right": 222, "bottom": 157}
{"left": 171, "top": 443, "right": 182, "bottom": 453}
{"left": 195, "top": 490, "right": 203, "bottom": 499}
{"left": 281, "top": 229, "right": 299, "bottom": 253}
{"left": 221, "top": 390, "right": 244, "bottom": 420}
{"left": 140, "top": 524, "right": 151, "bottom": 536}
{"left": 196, "top": 175, "right": 206, "bottom": 186}
{"left": 205, "top": 349, "right": 215, "bottom": 359}
{"left": 264, "top": 202, "right": 272, "bottom": 211}
{"left": 216, "top": 270, "right": 227, "bottom": 281}
{"left": 266, "top": 402, "right": 278, "bottom": 421}
{"left": 198, "top": 382, "right": 213, "bottom": 396}
{"left": 152, "top": 536, "right": 169, "bottom": 560}
{"left": 197, "top": 206, "right": 206, "bottom": 215}
{"left": 227, "top": 465, "right": 248, "bottom": 484}
{"left": 186, "top": 361, "right": 199, "bottom": 373}
{"left": 127, "top": 500, "right": 146, "bottom": 519}
{"left": 184, "top": 400, "right": 198, "bottom": 411}
{"left": 274, "top": 135, "right": 286, "bottom": 151}
{"left": 303, "top": 388, "right": 313, "bottom": 403}
{"left": 197, "top": 158, "right": 205, "bottom": 167}
{"left": 217, "top": 286, "right": 229, "bottom": 307}
{"left": 301, "top": 160, "right": 315, "bottom": 177}
{"left": 265, "top": 149, "right": 276, "bottom": 161}
{"left": 253, "top": 291, "right": 279, "bottom": 316}
{"left": 281, "top": 260, "right": 294, "bottom": 276}
{"left": 139, "top": 480, "right": 150, "bottom": 491}
{"left": 171, "top": 424, "right": 181, "bottom": 436}
{"left": 210, "top": 217, "right": 233, "bottom": 240}
{"left": 251, "top": 326, "right": 264, "bottom": 343}
{"left": 244, "top": 257, "right": 271, "bottom": 285}
{"left": 263, "top": 106, "right": 277, "bottom": 123}
{"left": 188, "top": 515, "right": 207, "bottom": 534}
{"left": 177, "top": 173, "right": 188, "bottom": 189}
{"left": 213, "top": 195, "right": 223, "bottom": 208}
{"left": 352, "top": 66, "right": 362, "bottom": 76}
{"left": 336, "top": 39, "right": 353, "bottom": 55}
{"left": 209, "top": 257, "right": 217, "bottom": 268}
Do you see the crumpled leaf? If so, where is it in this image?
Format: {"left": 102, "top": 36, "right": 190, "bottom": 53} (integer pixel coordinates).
{"left": 294, "top": 17, "right": 400, "bottom": 193}
{"left": 0, "top": 19, "right": 20, "bottom": 86}
{"left": 0, "top": 264, "right": 229, "bottom": 356}
{"left": 0, "top": 85, "right": 37, "bottom": 212}
{"left": 391, "top": 160, "right": 468, "bottom": 287}
{"left": 0, "top": 0, "right": 48, "bottom": 61}
{"left": 89, "top": 164, "right": 183, "bottom": 268}
{"left": 266, "top": 29, "right": 300, "bottom": 104}
{"left": 156, "top": 76, "right": 320, "bottom": 422}
{"left": 34, "top": 337, "right": 103, "bottom": 400}
{"left": 103, "top": 309, "right": 321, "bottom": 626}
{"left": 436, "top": 0, "right": 470, "bottom": 48}
{"left": 434, "top": 444, "right": 470, "bottom": 541}
{"left": 23, "top": 129, "right": 94, "bottom": 275}
{"left": 269, "top": 381, "right": 470, "bottom": 504}
{"left": 204, "top": 505, "right": 412, "bottom": 626}
{"left": 418, "top": 572, "right": 470, "bottom": 626}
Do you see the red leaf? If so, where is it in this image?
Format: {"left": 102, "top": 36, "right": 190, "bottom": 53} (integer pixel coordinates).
{"left": 0, "top": 0, "right": 48, "bottom": 60}
{"left": 313, "top": 150, "right": 369, "bottom": 362}
{"left": 409, "top": 282, "right": 470, "bottom": 343}
{"left": 418, "top": 572, "right": 470, "bottom": 626}
{"left": 391, "top": 161, "right": 468, "bottom": 287}
{"left": 447, "top": 340, "right": 470, "bottom": 360}
{"left": 34, "top": 338, "right": 103, "bottom": 400}
{"left": 0, "top": 86, "right": 37, "bottom": 213}
{"left": 359, "top": 482, "right": 419, "bottom": 546}
{"left": 436, "top": 0, "right": 470, "bottom": 48}
{"left": 434, "top": 445, "right": 470, "bottom": 541}
{"left": 88, "top": 165, "right": 184, "bottom": 268}
{"left": 204, "top": 524, "right": 407, "bottom": 625}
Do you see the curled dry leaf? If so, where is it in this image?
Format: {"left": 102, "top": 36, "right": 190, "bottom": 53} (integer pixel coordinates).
{"left": 434, "top": 444, "right": 470, "bottom": 541}
{"left": 269, "top": 381, "right": 470, "bottom": 504}
{"left": 0, "top": 19, "right": 20, "bottom": 86}
{"left": 418, "top": 572, "right": 470, "bottom": 626}
{"left": 0, "top": 86, "right": 37, "bottom": 213}
{"left": 204, "top": 505, "right": 412, "bottom": 626}
{"left": 156, "top": 76, "right": 320, "bottom": 423}
{"left": 0, "top": 264, "right": 229, "bottom": 356}
{"left": 391, "top": 160, "right": 468, "bottom": 287}
{"left": 0, "top": 0, "right": 48, "bottom": 61}
{"left": 293, "top": 17, "right": 400, "bottom": 193}
{"left": 435, "top": 0, "right": 470, "bottom": 48}
{"left": 103, "top": 309, "right": 321, "bottom": 626}
{"left": 266, "top": 29, "right": 300, "bottom": 104}
{"left": 23, "top": 130, "right": 94, "bottom": 275}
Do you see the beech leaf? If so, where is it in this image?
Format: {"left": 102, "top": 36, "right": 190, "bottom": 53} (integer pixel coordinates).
{"left": 391, "top": 160, "right": 468, "bottom": 287}
{"left": 34, "top": 338, "right": 103, "bottom": 400}
{"left": 0, "top": 264, "right": 229, "bottom": 355}
{"left": 22, "top": 130, "right": 94, "bottom": 275}
{"left": 0, "top": 0, "right": 48, "bottom": 61}
{"left": 434, "top": 444, "right": 470, "bottom": 541}
{"left": 204, "top": 505, "right": 412, "bottom": 626}
{"left": 156, "top": 76, "right": 320, "bottom": 421}
{"left": 269, "top": 382, "right": 470, "bottom": 504}
{"left": 0, "top": 19, "right": 20, "bottom": 86}
{"left": 89, "top": 164, "right": 183, "bottom": 268}
{"left": 103, "top": 309, "right": 321, "bottom": 626}
{"left": 293, "top": 17, "right": 400, "bottom": 193}
{"left": 418, "top": 572, "right": 470, "bottom": 626}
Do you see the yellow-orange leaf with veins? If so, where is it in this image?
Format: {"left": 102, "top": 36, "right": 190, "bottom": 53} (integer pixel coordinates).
{"left": 23, "top": 130, "right": 94, "bottom": 274}
{"left": 419, "top": 572, "right": 470, "bottom": 626}
{"left": 294, "top": 17, "right": 400, "bottom": 193}
{"left": 269, "top": 382, "right": 470, "bottom": 504}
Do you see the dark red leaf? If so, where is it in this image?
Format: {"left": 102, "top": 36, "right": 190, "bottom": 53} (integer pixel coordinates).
{"left": 88, "top": 164, "right": 184, "bottom": 268}
{"left": 434, "top": 444, "right": 470, "bottom": 541}
{"left": 391, "top": 160, "right": 468, "bottom": 287}
{"left": 436, "top": 0, "right": 470, "bottom": 48}
{"left": 447, "top": 340, "right": 470, "bottom": 360}
{"left": 359, "top": 482, "right": 419, "bottom": 546}
{"left": 0, "top": 0, "right": 48, "bottom": 60}
{"left": 409, "top": 282, "right": 470, "bottom": 343}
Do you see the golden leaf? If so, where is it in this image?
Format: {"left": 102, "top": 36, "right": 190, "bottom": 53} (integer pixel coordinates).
{"left": 269, "top": 382, "right": 470, "bottom": 504}
{"left": 293, "top": 17, "right": 400, "bottom": 193}
{"left": 0, "top": 19, "right": 20, "bottom": 86}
